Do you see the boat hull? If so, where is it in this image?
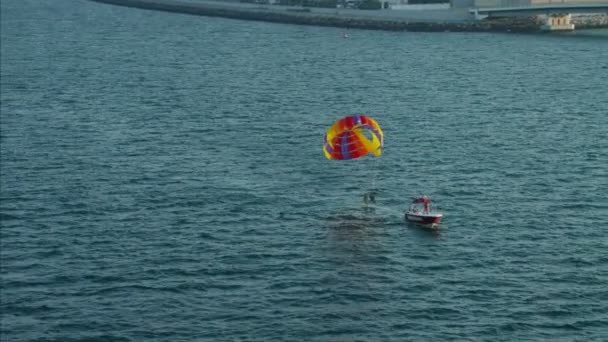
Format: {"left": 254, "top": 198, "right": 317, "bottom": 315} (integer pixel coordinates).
{"left": 405, "top": 213, "right": 442, "bottom": 225}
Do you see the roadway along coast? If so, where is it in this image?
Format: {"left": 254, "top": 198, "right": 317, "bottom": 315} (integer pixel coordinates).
{"left": 89, "top": 0, "right": 607, "bottom": 32}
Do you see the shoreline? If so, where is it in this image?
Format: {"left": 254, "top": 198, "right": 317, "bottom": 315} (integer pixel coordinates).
{"left": 89, "top": 0, "right": 608, "bottom": 32}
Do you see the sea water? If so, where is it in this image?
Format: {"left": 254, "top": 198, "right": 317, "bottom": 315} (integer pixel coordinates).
{"left": 1, "top": 0, "right": 607, "bottom": 340}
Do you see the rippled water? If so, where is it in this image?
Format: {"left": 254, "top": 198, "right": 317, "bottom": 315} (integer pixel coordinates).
{"left": 2, "top": 0, "right": 607, "bottom": 341}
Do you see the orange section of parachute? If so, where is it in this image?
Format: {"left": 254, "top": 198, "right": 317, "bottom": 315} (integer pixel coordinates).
{"left": 323, "top": 115, "right": 384, "bottom": 160}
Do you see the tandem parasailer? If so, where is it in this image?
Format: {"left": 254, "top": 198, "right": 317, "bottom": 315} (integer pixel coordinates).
{"left": 323, "top": 114, "right": 383, "bottom": 204}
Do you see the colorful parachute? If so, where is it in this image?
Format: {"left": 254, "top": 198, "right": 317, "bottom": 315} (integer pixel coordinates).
{"left": 323, "top": 115, "right": 384, "bottom": 160}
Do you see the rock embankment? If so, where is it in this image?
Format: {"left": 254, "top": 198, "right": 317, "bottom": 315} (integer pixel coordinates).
{"left": 572, "top": 13, "right": 608, "bottom": 29}
{"left": 89, "top": 0, "right": 607, "bottom": 32}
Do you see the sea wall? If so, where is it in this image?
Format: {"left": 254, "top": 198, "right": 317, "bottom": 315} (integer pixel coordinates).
{"left": 572, "top": 13, "right": 608, "bottom": 29}
{"left": 89, "top": 0, "right": 541, "bottom": 32}
{"left": 89, "top": 0, "right": 607, "bottom": 32}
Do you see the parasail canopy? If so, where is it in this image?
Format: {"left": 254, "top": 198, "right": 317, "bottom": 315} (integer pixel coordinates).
{"left": 323, "top": 115, "right": 383, "bottom": 160}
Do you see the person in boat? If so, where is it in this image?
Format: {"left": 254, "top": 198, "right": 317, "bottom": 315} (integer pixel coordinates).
{"left": 409, "top": 203, "right": 419, "bottom": 214}
{"left": 423, "top": 201, "right": 429, "bottom": 214}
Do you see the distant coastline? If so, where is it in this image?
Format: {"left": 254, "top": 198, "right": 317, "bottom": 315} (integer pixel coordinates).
{"left": 89, "top": 0, "right": 608, "bottom": 32}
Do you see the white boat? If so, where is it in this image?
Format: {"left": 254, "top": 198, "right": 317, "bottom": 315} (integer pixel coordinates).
{"left": 405, "top": 196, "right": 443, "bottom": 226}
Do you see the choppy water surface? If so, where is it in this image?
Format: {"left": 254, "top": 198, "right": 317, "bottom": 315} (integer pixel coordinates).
{"left": 1, "top": 0, "right": 607, "bottom": 340}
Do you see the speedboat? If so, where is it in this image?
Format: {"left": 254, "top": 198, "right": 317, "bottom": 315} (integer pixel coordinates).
{"left": 405, "top": 196, "right": 443, "bottom": 226}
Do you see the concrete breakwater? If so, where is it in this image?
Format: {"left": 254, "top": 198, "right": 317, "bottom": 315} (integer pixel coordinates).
{"left": 89, "top": 0, "right": 540, "bottom": 32}
{"left": 89, "top": 0, "right": 606, "bottom": 32}
{"left": 572, "top": 13, "right": 608, "bottom": 29}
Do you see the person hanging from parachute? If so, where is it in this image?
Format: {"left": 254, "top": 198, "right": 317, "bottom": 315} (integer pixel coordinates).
{"left": 323, "top": 114, "right": 384, "bottom": 204}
